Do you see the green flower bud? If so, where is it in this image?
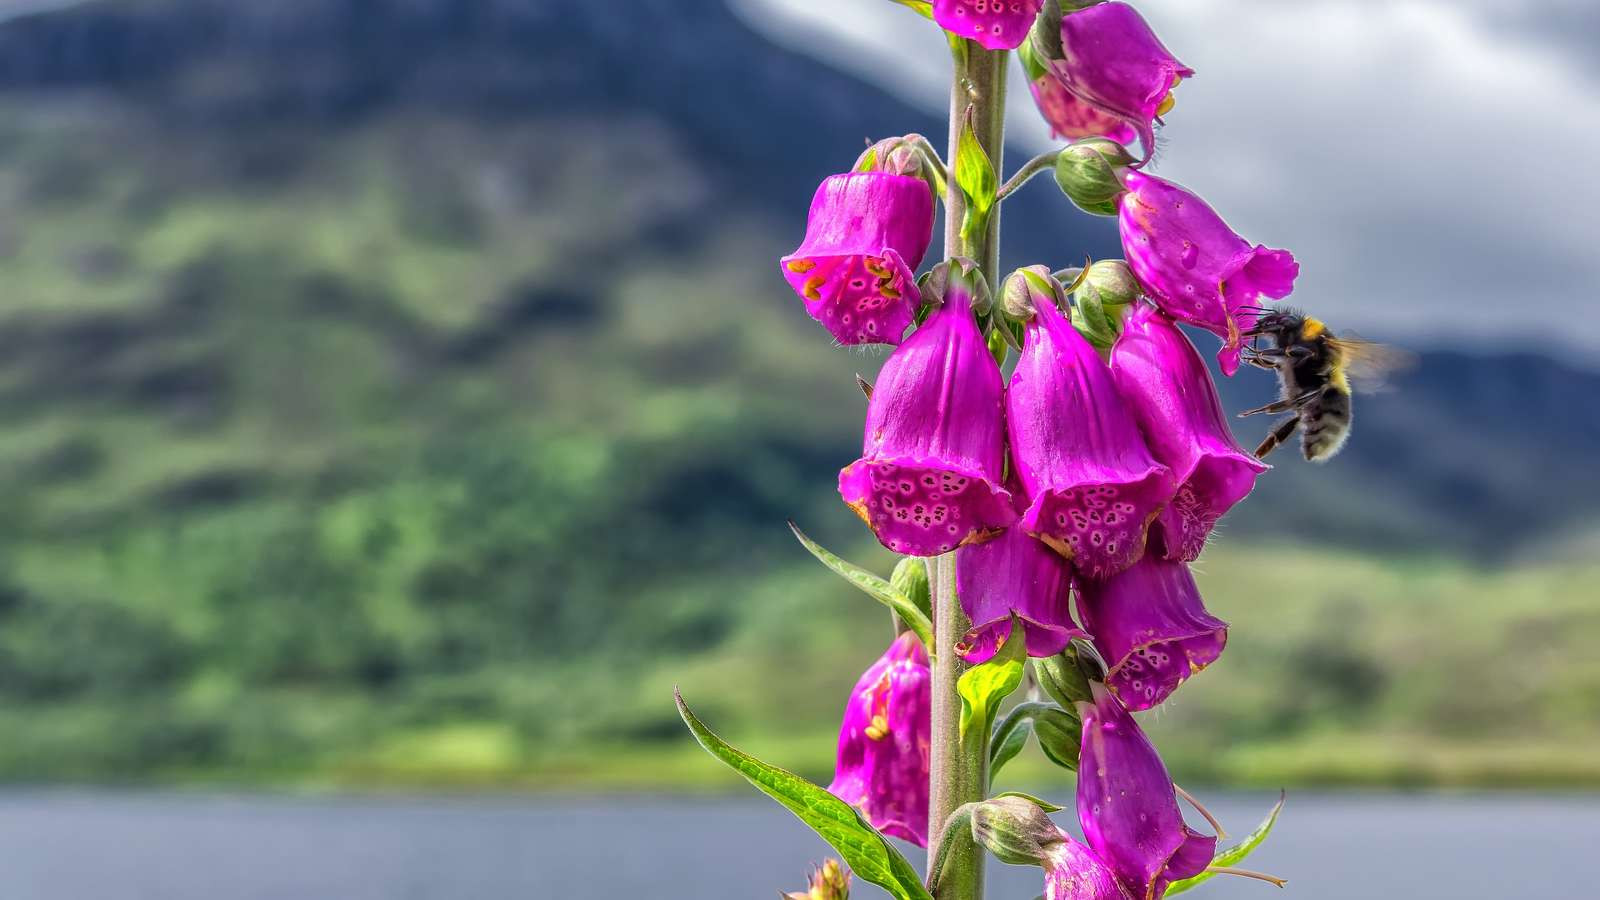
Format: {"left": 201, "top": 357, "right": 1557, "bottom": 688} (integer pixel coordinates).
{"left": 970, "top": 795, "right": 1066, "bottom": 867}
{"left": 1032, "top": 706, "right": 1083, "bottom": 772}
{"left": 1054, "top": 138, "right": 1134, "bottom": 216}
{"left": 889, "top": 557, "right": 932, "bottom": 624}
{"left": 924, "top": 257, "right": 993, "bottom": 316}
{"left": 1000, "top": 265, "right": 1068, "bottom": 322}
{"left": 1071, "top": 259, "right": 1143, "bottom": 349}
{"left": 1032, "top": 647, "right": 1095, "bottom": 708}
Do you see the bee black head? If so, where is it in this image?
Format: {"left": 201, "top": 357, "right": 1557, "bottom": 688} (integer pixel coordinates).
{"left": 1242, "top": 306, "right": 1304, "bottom": 340}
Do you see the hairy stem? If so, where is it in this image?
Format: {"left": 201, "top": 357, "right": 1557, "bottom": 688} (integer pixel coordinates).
{"left": 930, "top": 40, "right": 1007, "bottom": 900}
{"left": 997, "top": 149, "right": 1060, "bottom": 201}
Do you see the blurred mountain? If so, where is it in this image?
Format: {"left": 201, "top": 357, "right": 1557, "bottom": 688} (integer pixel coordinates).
{"left": 0, "top": 0, "right": 1591, "bottom": 781}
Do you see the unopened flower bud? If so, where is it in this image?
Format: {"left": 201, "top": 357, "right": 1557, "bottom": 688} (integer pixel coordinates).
{"left": 970, "top": 796, "right": 1066, "bottom": 867}
{"left": 1071, "top": 259, "right": 1142, "bottom": 349}
{"left": 855, "top": 135, "right": 931, "bottom": 180}
{"left": 782, "top": 859, "right": 851, "bottom": 900}
{"left": 924, "top": 257, "right": 993, "bottom": 316}
{"left": 1032, "top": 645, "right": 1099, "bottom": 708}
{"left": 1054, "top": 139, "right": 1134, "bottom": 216}
{"left": 1000, "top": 265, "right": 1067, "bottom": 322}
{"left": 889, "top": 557, "right": 932, "bottom": 624}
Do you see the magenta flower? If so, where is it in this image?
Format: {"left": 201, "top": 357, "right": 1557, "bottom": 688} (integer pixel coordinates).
{"left": 1006, "top": 285, "right": 1173, "bottom": 580}
{"left": 1076, "top": 555, "right": 1227, "bottom": 710}
{"left": 1028, "top": 71, "right": 1137, "bottom": 144}
{"left": 781, "top": 172, "right": 934, "bottom": 346}
{"left": 827, "top": 632, "right": 931, "bottom": 846}
{"left": 1056, "top": 2, "right": 1192, "bottom": 159}
{"left": 1110, "top": 304, "right": 1267, "bottom": 561}
{"left": 1078, "top": 683, "right": 1216, "bottom": 900}
{"left": 1044, "top": 837, "right": 1135, "bottom": 900}
{"left": 954, "top": 523, "right": 1087, "bottom": 665}
{"left": 839, "top": 265, "right": 1016, "bottom": 556}
{"left": 1118, "top": 170, "right": 1299, "bottom": 375}
{"left": 934, "top": 0, "right": 1043, "bottom": 51}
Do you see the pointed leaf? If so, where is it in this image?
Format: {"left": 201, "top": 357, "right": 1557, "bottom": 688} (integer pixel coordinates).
{"left": 957, "top": 624, "right": 1025, "bottom": 744}
{"left": 890, "top": 0, "right": 935, "bottom": 19}
{"left": 988, "top": 700, "right": 1053, "bottom": 778}
{"left": 955, "top": 108, "right": 997, "bottom": 242}
{"left": 675, "top": 690, "right": 934, "bottom": 900}
{"left": 1164, "top": 792, "right": 1287, "bottom": 896}
{"left": 789, "top": 523, "right": 935, "bottom": 652}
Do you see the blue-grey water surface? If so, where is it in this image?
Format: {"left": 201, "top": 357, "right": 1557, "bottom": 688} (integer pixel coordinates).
{"left": 0, "top": 791, "right": 1591, "bottom": 898}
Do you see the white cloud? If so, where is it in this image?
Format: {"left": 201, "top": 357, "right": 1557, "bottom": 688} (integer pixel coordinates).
{"left": 732, "top": 0, "right": 1600, "bottom": 356}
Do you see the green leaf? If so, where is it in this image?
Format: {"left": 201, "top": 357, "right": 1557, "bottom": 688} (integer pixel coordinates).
{"left": 955, "top": 108, "right": 997, "bottom": 243}
{"left": 957, "top": 624, "right": 1025, "bottom": 744}
{"left": 1165, "top": 792, "right": 1287, "bottom": 896}
{"left": 675, "top": 690, "right": 934, "bottom": 900}
{"left": 988, "top": 700, "right": 1052, "bottom": 778}
{"left": 889, "top": 0, "right": 935, "bottom": 20}
{"left": 789, "top": 523, "right": 935, "bottom": 652}
{"left": 989, "top": 712, "right": 1032, "bottom": 777}
{"left": 1032, "top": 706, "right": 1082, "bottom": 772}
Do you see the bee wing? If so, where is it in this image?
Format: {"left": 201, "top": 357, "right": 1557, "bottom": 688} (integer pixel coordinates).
{"left": 1331, "top": 334, "right": 1416, "bottom": 393}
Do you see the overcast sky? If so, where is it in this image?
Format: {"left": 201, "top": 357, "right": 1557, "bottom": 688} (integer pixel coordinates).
{"left": 733, "top": 0, "right": 1600, "bottom": 359}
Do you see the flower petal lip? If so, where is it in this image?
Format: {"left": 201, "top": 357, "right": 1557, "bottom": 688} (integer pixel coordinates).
{"left": 1075, "top": 555, "right": 1228, "bottom": 711}
{"left": 934, "top": 0, "right": 1044, "bottom": 51}
{"left": 781, "top": 172, "right": 935, "bottom": 346}
{"left": 1077, "top": 683, "right": 1218, "bottom": 899}
{"left": 1110, "top": 303, "right": 1267, "bottom": 561}
{"left": 1005, "top": 289, "right": 1174, "bottom": 580}
{"left": 1055, "top": 1, "right": 1193, "bottom": 160}
{"left": 839, "top": 281, "right": 1017, "bottom": 556}
{"left": 1117, "top": 170, "right": 1298, "bottom": 375}
{"left": 827, "top": 632, "right": 932, "bottom": 846}
{"left": 955, "top": 524, "right": 1088, "bottom": 665}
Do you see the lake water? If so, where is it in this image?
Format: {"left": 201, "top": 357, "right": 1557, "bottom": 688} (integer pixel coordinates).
{"left": 0, "top": 790, "right": 1593, "bottom": 898}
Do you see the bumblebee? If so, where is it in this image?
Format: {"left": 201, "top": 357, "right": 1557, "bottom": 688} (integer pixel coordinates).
{"left": 1237, "top": 308, "right": 1412, "bottom": 462}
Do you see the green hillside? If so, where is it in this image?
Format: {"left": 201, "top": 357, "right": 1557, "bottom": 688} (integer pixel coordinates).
{"left": 0, "top": 0, "right": 1594, "bottom": 789}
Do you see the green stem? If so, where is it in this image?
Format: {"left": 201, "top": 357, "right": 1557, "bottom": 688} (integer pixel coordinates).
{"left": 996, "top": 149, "right": 1060, "bottom": 201}
{"left": 930, "top": 37, "right": 1005, "bottom": 900}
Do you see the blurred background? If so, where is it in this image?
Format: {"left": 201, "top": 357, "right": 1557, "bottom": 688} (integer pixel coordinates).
{"left": 0, "top": 0, "right": 1594, "bottom": 896}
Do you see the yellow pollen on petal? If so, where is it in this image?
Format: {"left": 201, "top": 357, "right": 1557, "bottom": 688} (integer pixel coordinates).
{"left": 865, "top": 714, "right": 890, "bottom": 741}
{"left": 786, "top": 259, "right": 817, "bottom": 273}
{"left": 863, "top": 257, "right": 891, "bottom": 278}
{"left": 803, "top": 275, "right": 826, "bottom": 300}
{"left": 1156, "top": 92, "right": 1176, "bottom": 117}
{"left": 879, "top": 285, "right": 901, "bottom": 300}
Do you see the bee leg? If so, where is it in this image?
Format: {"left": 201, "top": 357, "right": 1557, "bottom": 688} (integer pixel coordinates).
{"left": 1254, "top": 416, "right": 1300, "bottom": 460}
{"left": 1237, "top": 388, "right": 1324, "bottom": 417}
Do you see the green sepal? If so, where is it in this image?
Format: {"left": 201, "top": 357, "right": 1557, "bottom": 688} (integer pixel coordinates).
{"left": 992, "top": 790, "right": 1064, "bottom": 813}
{"left": 955, "top": 108, "right": 997, "bottom": 243}
{"left": 1032, "top": 706, "right": 1082, "bottom": 772}
{"left": 889, "top": 0, "right": 934, "bottom": 20}
{"left": 1165, "top": 792, "right": 1288, "bottom": 896}
{"left": 789, "top": 523, "right": 935, "bottom": 654}
{"left": 676, "top": 690, "right": 934, "bottom": 900}
{"left": 888, "top": 557, "right": 933, "bottom": 625}
{"left": 957, "top": 621, "right": 1026, "bottom": 744}
{"left": 987, "top": 326, "right": 1009, "bottom": 367}
{"left": 989, "top": 700, "right": 1051, "bottom": 778}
